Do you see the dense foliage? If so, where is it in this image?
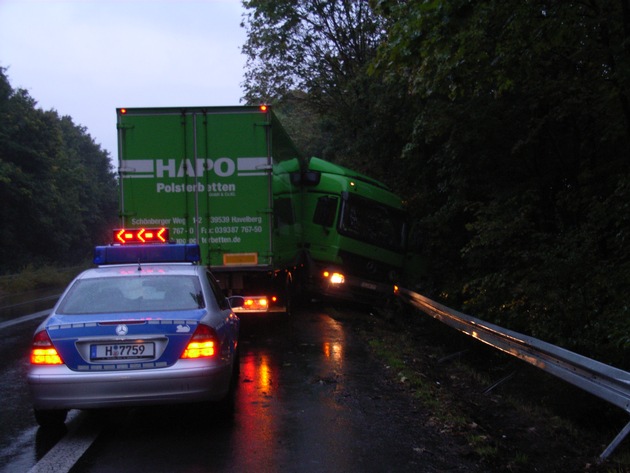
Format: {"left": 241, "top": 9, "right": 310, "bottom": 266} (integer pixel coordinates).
{"left": 242, "top": 0, "right": 630, "bottom": 365}
{"left": 0, "top": 68, "right": 118, "bottom": 273}
{"left": 241, "top": 0, "right": 415, "bottom": 174}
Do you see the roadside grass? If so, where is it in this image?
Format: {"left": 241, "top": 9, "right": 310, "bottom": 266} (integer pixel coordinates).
{"left": 467, "top": 433, "right": 498, "bottom": 459}
{"left": 362, "top": 320, "right": 500, "bottom": 460}
{"left": 605, "top": 459, "right": 630, "bottom": 473}
{"left": 358, "top": 304, "right": 627, "bottom": 471}
{"left": 0, "top": 263, "right": 88, "bottom": 296}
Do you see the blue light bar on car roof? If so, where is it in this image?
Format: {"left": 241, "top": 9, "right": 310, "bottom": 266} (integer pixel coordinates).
{"left": 93, "top": 244, "right": 201, "bottom": 265}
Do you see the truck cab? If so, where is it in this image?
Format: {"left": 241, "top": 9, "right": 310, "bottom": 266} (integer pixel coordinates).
{"left": 299, "top": 158, "right": 407, "bottom": 303}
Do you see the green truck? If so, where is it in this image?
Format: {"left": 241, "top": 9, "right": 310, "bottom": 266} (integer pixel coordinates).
{"left": 116, "top": 105, "right": 406, "bottom": 313}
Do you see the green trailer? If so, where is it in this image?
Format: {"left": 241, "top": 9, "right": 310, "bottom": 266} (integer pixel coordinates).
{"left": 116, "top": 105, "right": 303, "bottom": 314}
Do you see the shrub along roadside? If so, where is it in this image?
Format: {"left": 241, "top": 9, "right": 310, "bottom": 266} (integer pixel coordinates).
{"left": 0, "top": 263, "right": 88, "bottom": 297}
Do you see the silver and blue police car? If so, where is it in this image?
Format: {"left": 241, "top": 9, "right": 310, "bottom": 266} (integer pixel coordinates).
{"left": 27, "top": 234, "right": 241, "bottom": 428}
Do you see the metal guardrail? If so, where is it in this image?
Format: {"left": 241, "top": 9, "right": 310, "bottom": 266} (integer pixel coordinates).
{"left": 397, "top": 287, "right": 630, "bottom": 461}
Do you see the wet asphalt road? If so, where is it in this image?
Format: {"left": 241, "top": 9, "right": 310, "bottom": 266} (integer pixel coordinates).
{"left": 0, "top": 297, "right": 476, "bottom": 473}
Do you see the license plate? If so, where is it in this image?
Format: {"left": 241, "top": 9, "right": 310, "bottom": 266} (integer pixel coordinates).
{"left": 90, "top": 342, "right": 155, "bottom": 361}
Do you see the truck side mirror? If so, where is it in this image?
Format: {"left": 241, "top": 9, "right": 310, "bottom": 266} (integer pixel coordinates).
{"left": 228, "top": 296, "right": 245, "bottom": 309}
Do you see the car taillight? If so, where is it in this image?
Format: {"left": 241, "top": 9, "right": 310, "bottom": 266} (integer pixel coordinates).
{"left": 180, "top": 324, "right": 218, "bottom": 359}
{"left": 31, "top": 330, "right": 63, "bottom": 365}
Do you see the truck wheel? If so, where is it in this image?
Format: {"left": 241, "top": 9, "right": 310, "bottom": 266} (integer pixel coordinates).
{"left": 284, "top": 273, "right": 293, "bottom": 316}
{"left": 34, "top": 408, "right": 68, "bottom": 428}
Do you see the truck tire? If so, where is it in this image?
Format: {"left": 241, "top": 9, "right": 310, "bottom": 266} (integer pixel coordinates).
{"left": 284, "top": 272, "right": 293, "bottom": 316}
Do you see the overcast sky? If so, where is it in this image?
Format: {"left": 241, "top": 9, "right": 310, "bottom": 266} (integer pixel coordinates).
{"left": 0, "top": 0, "right": 247, "bottom": 161}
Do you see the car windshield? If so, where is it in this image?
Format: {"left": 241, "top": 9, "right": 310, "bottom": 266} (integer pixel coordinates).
{"left": 56, "top": 275, "right": 205, "bottom": 314}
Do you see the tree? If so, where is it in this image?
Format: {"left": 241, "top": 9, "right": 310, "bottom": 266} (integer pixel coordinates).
{"left": 241, "top": 0, "right": 414, "bottom": 181}
{"left": 242, "top": 0, "right": 385, "bottom": 105}
{"left": 241, "top": 0, "right": 630, "bottom": 361}
{"left": 0, "top": 68, "right": 118, "bottom": 272}
{"left": 372, "top": 0, "right": 630, "bottom": 360}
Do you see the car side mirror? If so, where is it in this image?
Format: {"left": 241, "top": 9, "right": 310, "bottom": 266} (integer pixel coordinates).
{"left": 228, "top": 296, "right": 245, "bottom": 309}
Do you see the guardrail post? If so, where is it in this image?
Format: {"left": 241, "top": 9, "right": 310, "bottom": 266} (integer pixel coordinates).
{"left": 600, "top": 420, "right": 630, "bottom": 461}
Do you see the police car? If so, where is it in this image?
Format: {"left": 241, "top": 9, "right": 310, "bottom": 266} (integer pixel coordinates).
{"left": 27, "top": 229, "right": 242, "bottom": 428}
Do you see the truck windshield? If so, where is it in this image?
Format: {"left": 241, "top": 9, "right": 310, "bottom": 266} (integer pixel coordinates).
{"left": 338, "top": 193, "right": 406, "bottom": 253}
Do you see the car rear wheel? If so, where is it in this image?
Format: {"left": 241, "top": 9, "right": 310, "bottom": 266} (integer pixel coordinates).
{"left": 214, "top": 347, "right": 240, "bottom": 417}
{"left": 34, "top": 408, "right": 68, "bottom": 428}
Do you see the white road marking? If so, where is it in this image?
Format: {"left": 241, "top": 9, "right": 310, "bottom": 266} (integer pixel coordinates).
{"left": 0, "top": 310, "right": 50, "bottom": 330}
{"left": 27, "top": 416, "right": 101, "bottom": 473}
